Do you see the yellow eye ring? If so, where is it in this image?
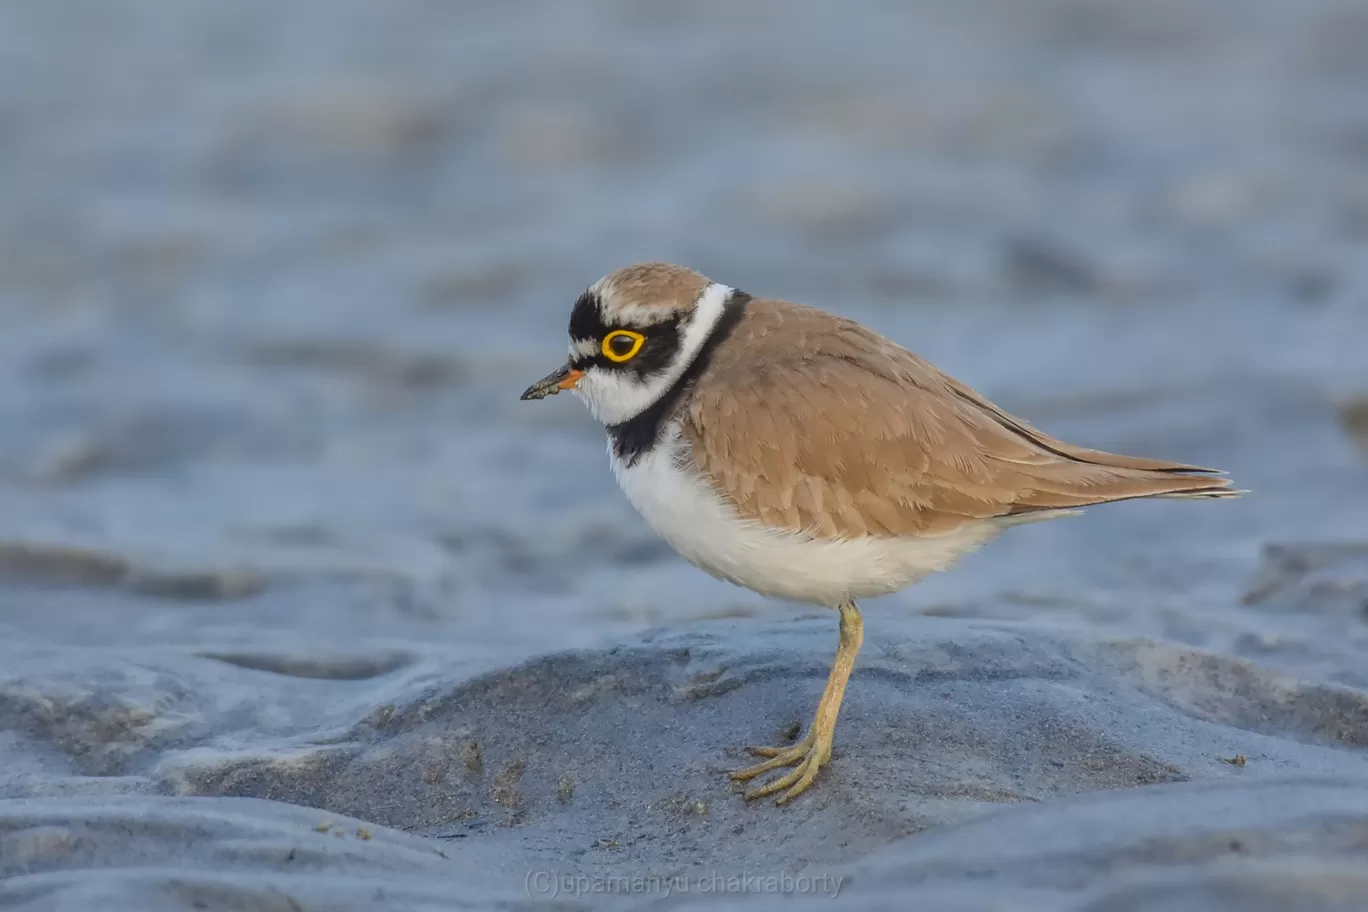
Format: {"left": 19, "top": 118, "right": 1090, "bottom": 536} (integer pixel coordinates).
{"left": 601, "top": 330, "right": 645, "bottom": 362}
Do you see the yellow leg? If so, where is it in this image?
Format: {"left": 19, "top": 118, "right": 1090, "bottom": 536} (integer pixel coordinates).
{"left": 729, "top": 600, "right": 864, "bottom": 804}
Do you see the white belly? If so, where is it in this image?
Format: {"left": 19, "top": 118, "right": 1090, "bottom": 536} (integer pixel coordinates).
{"left": 609, "top": 428, "right": 1001, "bottom": 607}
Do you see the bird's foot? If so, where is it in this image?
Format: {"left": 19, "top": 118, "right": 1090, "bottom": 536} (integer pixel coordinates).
{"left": 729, "top": 731, "right": 831, "bottom": 804}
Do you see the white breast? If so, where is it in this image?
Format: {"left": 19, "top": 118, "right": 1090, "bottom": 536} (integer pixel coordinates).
{"left": 609, "top": 426, "right": 1002, "bottom": 607}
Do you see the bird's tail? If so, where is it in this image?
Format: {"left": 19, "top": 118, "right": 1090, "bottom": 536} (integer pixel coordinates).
{"left": 1005, "top": 450, "right": 1241, "bottom": 514}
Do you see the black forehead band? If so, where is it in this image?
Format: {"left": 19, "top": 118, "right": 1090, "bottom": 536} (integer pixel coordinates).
{"left": 568, "top": 290, "right": 601, "bottom": 341}
{"left": 568, "top": 289, "right": 681, "bottom": 340}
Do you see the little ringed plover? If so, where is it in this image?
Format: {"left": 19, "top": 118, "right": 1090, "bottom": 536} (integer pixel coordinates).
{"left": 521, "top": 262, "right": 1239, "bottom": 805}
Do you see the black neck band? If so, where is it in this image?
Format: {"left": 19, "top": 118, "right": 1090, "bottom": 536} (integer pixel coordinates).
{"left": 607, "top": 290, "right": 751, "bottom": 466}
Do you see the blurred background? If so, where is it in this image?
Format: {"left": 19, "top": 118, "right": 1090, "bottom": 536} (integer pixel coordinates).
{"left": 1, "top": 0, "right": 1365, "bottom": 677}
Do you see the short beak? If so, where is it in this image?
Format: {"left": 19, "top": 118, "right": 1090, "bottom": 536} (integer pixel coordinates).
{"left": 520, "top": 364, "right": 583, "bottom": 400}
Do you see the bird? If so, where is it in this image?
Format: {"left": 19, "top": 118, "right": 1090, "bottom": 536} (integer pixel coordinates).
{"left": 520, "top": 262, "right": 1239, "bottom": 805}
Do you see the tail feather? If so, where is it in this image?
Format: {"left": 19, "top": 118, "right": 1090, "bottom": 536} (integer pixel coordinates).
{"left": 1005, "top": 459, "right": 1241, "bottom": 515}
{"left": 1047, "top": 444, "right": 1227, "bottom": 477}
{"left": 937, "top": 370, "right": 1242, "bottom": 514}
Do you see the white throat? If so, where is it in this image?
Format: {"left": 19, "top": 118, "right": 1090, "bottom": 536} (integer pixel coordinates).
{"left": 572, "top": 282, "right": 733, "bottom": 426}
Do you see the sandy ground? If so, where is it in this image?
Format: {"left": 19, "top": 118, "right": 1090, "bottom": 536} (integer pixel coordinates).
{"left": 2, "top": 1, "right": 1368, "bottom": 909}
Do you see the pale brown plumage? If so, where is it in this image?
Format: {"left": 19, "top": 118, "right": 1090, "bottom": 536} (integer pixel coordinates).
{"left": 682, "top": 295, "right": 1235, "bottom": 541}
{"left": 525, "top": 261, "right": 1240, "bottom": 806}
{"left": 593, "top": 262, "right": 712, "bottom": 320}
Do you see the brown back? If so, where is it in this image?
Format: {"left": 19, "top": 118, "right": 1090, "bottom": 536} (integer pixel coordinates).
{"left": 682, "top": 297, "right": 1234, "bottom": 540}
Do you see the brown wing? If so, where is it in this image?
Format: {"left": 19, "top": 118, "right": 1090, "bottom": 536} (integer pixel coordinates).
{"left": 682, "top": 298, "right": 1235, "bottom": 541}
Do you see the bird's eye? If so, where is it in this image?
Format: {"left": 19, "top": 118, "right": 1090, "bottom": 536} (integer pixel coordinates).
{"left": 602, "top": 330, "right": 645, "bottom": 362}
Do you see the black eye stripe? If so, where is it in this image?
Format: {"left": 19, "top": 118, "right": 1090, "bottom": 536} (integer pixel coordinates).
{"left": 620, "top": 322, "right": 680, "bottom": 377}
{"left": 566, "top": 290, "right": 682, "bottom": 373}
{"left": 571, "top": 321, "right": 680, "bottom": 374}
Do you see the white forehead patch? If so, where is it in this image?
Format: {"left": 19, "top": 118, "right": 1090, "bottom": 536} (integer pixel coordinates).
{"left": 569, "top": 337, "right": 599, "bottom": 359}
{"left": 603, "top": 300, "right": 680, "bottom": 326}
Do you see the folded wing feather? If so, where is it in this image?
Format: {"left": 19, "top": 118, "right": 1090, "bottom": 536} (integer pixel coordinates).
{"left": 682, "top": 298, "right": 1236, "bottom": 541}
